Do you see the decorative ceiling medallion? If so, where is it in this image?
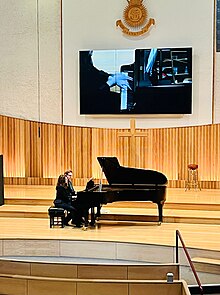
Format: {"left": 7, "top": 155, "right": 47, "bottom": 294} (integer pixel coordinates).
{"left": 116, "top": 0, "right": 155, "bottom": 36}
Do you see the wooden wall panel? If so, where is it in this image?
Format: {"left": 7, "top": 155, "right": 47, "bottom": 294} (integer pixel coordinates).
{"left": 1, "top": 115, "right": 220, "bottom": 188}
{"left": 63, "top": 125, "right": 92, "bottom": 180}
{"left": 0, "top": 116, "right": 27, "bottom": 177}
{"left": 41, "top": 123, "right": 65, "bottom": 178}
{"left": 92, "top": 128, "right": 119, "bottom": 179}
{"left": 29, "top": 121, "right": 42, "bottom": 177}
{"left": 41, "top": 124, "right": 92, "bottom": 180}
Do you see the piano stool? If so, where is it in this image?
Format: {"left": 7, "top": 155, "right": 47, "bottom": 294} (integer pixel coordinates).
{"left": 48, "top": 207, "right": 66, "bottom": 228}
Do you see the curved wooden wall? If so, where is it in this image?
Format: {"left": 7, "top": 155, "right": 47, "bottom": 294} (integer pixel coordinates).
{"left": 0, "top": 115, "right": 220, "bottom": 188}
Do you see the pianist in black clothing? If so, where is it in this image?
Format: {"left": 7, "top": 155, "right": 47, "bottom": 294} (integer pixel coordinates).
{"left": 54, "top": 175, "right": 83, "bottom": 227}
{"left": 80, "top": 50, "right": 132, "bottom": 114}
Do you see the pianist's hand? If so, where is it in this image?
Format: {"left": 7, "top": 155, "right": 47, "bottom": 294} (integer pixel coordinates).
{"left": 107, "top": 73, "right": 133, "bottom": 90}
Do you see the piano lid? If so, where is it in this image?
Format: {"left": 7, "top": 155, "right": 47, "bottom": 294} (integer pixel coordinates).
{"left": 97, "top": 157, "right": 168, "bottom": 186}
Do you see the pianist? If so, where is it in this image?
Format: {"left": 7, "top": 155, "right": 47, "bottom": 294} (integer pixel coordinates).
{"left": 64, "top": 169, "right": 76, "bottom": 197}
{"left": 53, "top": 174, "right": 83, "bottom": 227}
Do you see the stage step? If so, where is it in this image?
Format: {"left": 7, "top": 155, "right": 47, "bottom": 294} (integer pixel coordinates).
{"left": 4, "top": 186, "right": 220, "bottom": 212}
{"left": 0, "top": 204, "right": 219, "bottom": 225}
{"left": 2, "top": 186, "right": 220, "bottom": 225}
{"left": 192, "top": 257, "right": 220, "bottom": 275}
{"left": 4, "top": 197, "right": 220, "bottom": 211}
{"left": 100, "top": 207, "right": 220, "bottom": 225}
{"left": 0, "top": 205, "right": 47, "bottom": 218}
{"left": 5, "top": 197, "right": 53, "bottom": 206}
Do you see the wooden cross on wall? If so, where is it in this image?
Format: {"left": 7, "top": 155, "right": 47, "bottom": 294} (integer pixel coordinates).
{"left": 118, "top": 119, "right": 148, "bottom": 167}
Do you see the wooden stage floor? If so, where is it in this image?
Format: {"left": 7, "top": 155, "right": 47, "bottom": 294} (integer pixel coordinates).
{"left": 0, "top": 185, "right": 219, "bottom": 253}
{"left": 0, "top": 185, "right": 219, "bottom": 287}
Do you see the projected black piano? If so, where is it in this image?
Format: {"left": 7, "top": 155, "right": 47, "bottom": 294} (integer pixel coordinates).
{"left": 76, "top": 157, "right": 168, "bottom": 226}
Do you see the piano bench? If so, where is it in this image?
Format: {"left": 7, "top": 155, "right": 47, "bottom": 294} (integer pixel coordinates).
{"left": 48, "top": 207, "right": 65, "bottom": 228}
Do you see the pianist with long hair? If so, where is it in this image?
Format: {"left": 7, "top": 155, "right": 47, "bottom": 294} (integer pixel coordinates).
{"left": 54, "top": 174, "right": 83, "bottom": 227}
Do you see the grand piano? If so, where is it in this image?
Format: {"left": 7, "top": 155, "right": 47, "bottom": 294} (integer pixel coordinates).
{"left": 76, "top": 157, "right": 168, "bottom": 226}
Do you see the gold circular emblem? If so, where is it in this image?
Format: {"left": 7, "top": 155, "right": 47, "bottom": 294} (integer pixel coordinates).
{"left": 116, "top": 0, "right": 155, "bottom": 36}
{"left": 124, "top": 2, "right": 147, "bottom": 27}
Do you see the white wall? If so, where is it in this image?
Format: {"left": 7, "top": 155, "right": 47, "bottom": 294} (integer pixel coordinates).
{"left": 62, "top": 0, "right": 214, "bottom": 129}
{"left": 0, "top": 0, "right": 62, "bottom": 124}
{"left": 0, "top": 0, "right": 217, "bottom": 128}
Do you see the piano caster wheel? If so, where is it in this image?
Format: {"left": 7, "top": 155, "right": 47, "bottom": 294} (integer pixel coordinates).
{"left": 95, "top": 214, "right": 100, "bottom": 221}
{"left": 158, "top": 221, "right": 162, "bottom": 226}
{"left": 82, "top": 225, "right": 88, "bottom": 231}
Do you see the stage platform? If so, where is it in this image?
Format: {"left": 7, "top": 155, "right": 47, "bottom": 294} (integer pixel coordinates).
{"left": 0, "top": 185, "right": 219, "bottom": 285}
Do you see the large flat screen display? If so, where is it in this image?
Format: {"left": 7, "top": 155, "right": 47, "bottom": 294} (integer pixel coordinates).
{"left": 79, "top": 47, "right": 192, "bottom": 115}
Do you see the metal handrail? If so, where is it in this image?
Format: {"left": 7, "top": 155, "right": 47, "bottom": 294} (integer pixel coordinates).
{"left": 175, "top": 230, "right": 204, "bottom": 295}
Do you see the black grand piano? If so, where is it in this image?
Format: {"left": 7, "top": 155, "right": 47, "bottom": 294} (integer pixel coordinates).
{"left": 76, "top": 157, "right": 168, "bottom": 226}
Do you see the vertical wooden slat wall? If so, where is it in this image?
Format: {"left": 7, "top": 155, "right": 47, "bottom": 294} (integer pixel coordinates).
{"left": 0, "top": 115, "right": 220, "bottom": 188}
{"left": 91, "top": 128, "right": 119, "bottom": 179}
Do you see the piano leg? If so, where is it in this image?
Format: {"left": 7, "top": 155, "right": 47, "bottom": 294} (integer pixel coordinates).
{"left": 90, "top": 207, "right": 96, "bottom": 226}
{"left": 95, "top": 204, "right": 101, "bottom": 219}
{"left": 83, "top": 208, "right": 89, "bottom": 227}
{"left": 157, "top": 202, "right": 164, "bottom": 224}
{"left": 83, "top": 206, "right": 99, "bottom": 227}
